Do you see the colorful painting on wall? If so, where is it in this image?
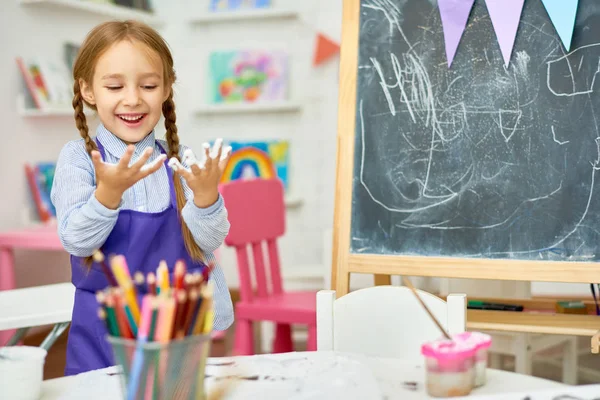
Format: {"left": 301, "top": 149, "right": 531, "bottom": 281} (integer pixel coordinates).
{"left": 208, "top": 50, "right": 288, "bottom": 103}
{"left": 220, "top": 140, "right": 290, "bottom": 191}
{"left": 209, "top": 0, "right": 271, "bottom": 12}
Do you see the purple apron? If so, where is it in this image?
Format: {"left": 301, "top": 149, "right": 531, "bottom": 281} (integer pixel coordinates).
{"left": 65, "top": 138, "right": 207, "bottom": 376}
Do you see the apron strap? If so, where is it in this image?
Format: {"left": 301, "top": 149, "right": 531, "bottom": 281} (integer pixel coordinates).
{"left": 94, "top": 138, "right": 106, "bottom": 161}
{"left": 155, "top": 141, "right": 178, "bottom": 209}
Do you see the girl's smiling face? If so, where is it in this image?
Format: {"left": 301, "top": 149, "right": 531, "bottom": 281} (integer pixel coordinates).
{"left": 79, "top": 39, "right": 170, "bottom": 144}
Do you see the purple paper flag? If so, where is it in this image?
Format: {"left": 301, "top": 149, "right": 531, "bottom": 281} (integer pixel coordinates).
{"left": 438, "top": 0, "right": 475, "bottom": 67}
{"left": 485, "top": 0, "right": 525, "bottom": 67}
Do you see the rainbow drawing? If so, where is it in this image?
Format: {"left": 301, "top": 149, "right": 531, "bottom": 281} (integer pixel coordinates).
{"left": 219, "top": 140, "right": 289, "bottom": 191}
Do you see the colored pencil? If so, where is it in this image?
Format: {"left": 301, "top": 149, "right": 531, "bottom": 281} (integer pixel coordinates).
{"left": 184, "top": 274, "right": 194, "bottom": 292}
{"left": 92, "top": 250, "right": 118, "bottom": 287}
{"left": 124, "top": 304, "right": 139, "bottom": 337}
{"left": 192, "top": 283, "right": 213, "bottom": 335}
{"left": 178, "top": 289, "right": 198, "bottom": 339}
{"left": 113, "top": 255, "right": 132, "bottom": 280}
{"left": 156, "top": 295, "right": 176, "bottom": 343}
{"left": 192, "top": 271, "right": 203, "bottom": 290}
{"left": 127, "top": 295, "right": 154, "bottom": 399}
{"left": 113, "top": 289, "right": 134, "bottom": 339}
{"left": 134, "top": 271, "right": 145, "bottom": 292}
{"left": 174, "top": 260, "right": 186, "bottom": 291}
{"left": 147, "top": 272, "right": 157, "bottom": 296}
{"left": 186, "top": 291, "right": 203, "bottom": 336}
{"left": 95, "top": 255, "right": 219, "bottom": 399}
{"left": 157, "top": 261, "right": 170, "bottom": 294}
{"left": 104, "top": 291, "right": 121, "bottom": 337}
{"left": 171, "top": 290, "right": 187, "bottom": 339}
{"left": 148, "top": 299, "right": 159, "bottom": 341}
{"left": 110, "top": 258, "right": 141, "bottom": 323}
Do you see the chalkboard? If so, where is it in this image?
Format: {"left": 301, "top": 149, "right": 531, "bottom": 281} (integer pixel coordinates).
{"left": 351, "top": 0, "right": 600, "bottom": 262}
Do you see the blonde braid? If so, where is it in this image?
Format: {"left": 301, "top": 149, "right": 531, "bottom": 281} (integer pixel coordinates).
{"left": 73, "top": 80, "right": 98, "bottom": 267}
{"left": 163, "top": 92, "right": 206, "bottom": 263}
{"left": 72, "top": 80, "right": 97, "bottom": 155}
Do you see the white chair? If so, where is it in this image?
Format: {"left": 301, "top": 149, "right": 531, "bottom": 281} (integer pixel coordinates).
{"left": 0, "top": 283, "right": 75, "bottom": 350}
{"left": 316, "top": 285, "right": 467, "bottom": 360}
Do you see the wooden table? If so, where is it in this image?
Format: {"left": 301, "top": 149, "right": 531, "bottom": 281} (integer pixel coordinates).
{"left": 38, "top": 351, "right": 583, "bottom": 399}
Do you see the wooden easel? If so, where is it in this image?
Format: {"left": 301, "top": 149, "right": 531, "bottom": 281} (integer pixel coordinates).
{"left": 331, "top": 0, "right": 600, "bottom": 344}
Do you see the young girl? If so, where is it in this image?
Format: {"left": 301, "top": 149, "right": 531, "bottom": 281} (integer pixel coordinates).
{"left": 50, "top": 20, "right": 234, "bottom": 376}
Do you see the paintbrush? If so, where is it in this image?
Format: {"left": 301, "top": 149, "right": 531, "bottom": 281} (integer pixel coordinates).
{"left": 401, "top": 276, "right": 451, "bottom": 340}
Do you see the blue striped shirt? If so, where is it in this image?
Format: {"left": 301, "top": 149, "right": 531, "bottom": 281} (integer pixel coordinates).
{"left": 50, "top": 124, "right": 233, "bottom": 331}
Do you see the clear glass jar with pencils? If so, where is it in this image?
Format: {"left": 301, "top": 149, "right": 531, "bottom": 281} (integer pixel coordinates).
{"left": 95, "top": 252, "right": 215, "bottom": 400}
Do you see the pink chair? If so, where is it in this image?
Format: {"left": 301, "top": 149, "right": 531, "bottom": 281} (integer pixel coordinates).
{"left": 220, "top": 178, "right": 317, "bottom": 355}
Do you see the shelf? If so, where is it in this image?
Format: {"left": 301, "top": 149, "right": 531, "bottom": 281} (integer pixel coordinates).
{"left": 16, "top": 94, "right": 92, "bottom": 118}
{"left": 191, "top": 8, "right": 298, "bottom": 24}
{"left": 195, "top": 101, "right": 302, "bottom": 116}
{"left": 19, "top": 107, "right": 73, "bottom": 117}
{"left": 19, "top": 0, "right": 163, "bottom": 25}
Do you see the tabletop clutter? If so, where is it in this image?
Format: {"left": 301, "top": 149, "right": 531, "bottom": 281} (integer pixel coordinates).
{"left": 0, "top": 253, "right": 499, "bottom": 400}
{"left": 421, "top": 331, "right": 492, "bottom": 397}
{"left": 95, "top": 251, "right": 216, "bottom": 400}
{"left": 400, "top": 276, "right": 493, "bottom": 398}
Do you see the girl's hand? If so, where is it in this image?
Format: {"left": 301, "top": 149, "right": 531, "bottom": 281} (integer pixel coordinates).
{"left": 170, "top": 139, "right": 232, "bottom": 208}
{"left": 92, "top": 145, "right": 166, "bottom": 209}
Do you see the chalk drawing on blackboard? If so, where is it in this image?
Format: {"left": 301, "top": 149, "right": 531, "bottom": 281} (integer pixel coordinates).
{"left": 351, "top": 0, "right": 600, "bottom": 262}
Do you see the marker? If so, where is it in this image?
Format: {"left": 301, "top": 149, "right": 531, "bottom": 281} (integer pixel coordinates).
{"left": 467, "top": 300, "right": 523, "bottom": 312}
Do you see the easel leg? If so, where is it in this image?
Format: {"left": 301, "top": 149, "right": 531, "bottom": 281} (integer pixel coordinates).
{"left": 335, "top": 272, "right": 351, "bottom": 298}
{"left": 374, "top": 275, "right": 391, "bottom": 286}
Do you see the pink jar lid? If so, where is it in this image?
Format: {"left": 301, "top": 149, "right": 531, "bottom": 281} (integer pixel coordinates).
{"left": 453, "top": 331, "right": 492, "bottom": 350}
{"left": 421, "top": 338, "right": 476, "bottom": 360}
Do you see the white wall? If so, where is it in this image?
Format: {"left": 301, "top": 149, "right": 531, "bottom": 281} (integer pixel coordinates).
{"left": 153, "top": 0, "right": 341, "bottom": 288}
{"left": 0, "top": 2, "right": 107, "bottom": 288}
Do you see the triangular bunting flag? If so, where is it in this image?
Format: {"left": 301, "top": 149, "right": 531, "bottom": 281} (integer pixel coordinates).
{"left": 313, "top": 33, "right": 340, "bottom": 66}
{"left": 541, "top": 0, "right": 579, "bottom": 52}
{"left": 485, "top": 0, "right": 525, "bottom": 67}
{"left": 438, "top": 0, "right": 475, "bottom": 67}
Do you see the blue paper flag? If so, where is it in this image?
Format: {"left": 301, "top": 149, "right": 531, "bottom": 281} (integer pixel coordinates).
{"left": 541, "top": 0, "right": 579, "bottom": 51}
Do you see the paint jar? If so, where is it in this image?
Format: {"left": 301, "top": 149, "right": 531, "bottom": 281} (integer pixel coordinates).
{"left": 452, "top": 331, "right": 492, "bottom": 387}
{"left": 421, "top": 338, "right": 476, "bottom": 397}
{"left": 0, "top": 346, "right": 47, "bottom": 400}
